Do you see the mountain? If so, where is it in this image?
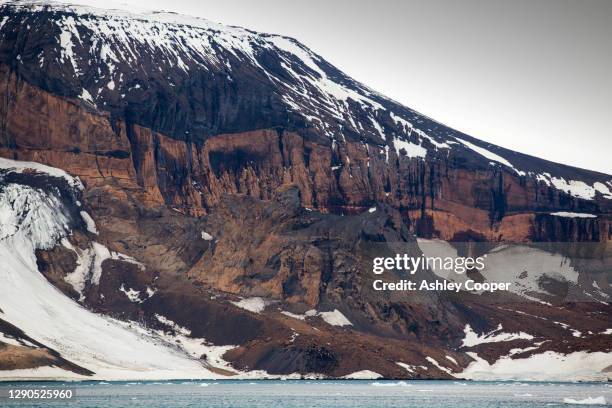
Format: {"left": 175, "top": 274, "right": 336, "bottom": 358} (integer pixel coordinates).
{"left": 0, "top": 0, "right": 610, "bottom": 381}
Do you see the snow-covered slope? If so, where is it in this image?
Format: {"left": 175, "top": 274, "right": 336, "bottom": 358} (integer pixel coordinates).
{"left": 0, "top": 158, "right": 222, "bottom": 380}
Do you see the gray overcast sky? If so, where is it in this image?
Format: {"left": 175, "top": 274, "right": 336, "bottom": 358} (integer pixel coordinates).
{"left": 78, "top": 0, "right": 611, "bottom": 174}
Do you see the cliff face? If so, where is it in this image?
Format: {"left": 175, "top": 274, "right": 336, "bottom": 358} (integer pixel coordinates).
{"left": 0, "top": 1, "right": 611, "bottom": 380}
{"left": 2, "top": 1, "right": 611, "bottom": 230}
{"left": 1, "top": 63, "right": 609, "bottom": 242}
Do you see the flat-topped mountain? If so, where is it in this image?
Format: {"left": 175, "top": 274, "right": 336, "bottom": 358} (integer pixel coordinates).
{"left": 0, "top": 0, "right": 610, "bottom": 381}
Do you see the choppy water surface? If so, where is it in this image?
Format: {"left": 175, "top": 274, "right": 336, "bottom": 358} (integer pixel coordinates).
{"left": 0, "top": 380, "right": 610, "bottom": 407}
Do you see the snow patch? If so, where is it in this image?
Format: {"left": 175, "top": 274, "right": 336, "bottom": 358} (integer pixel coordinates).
{"left": 550, "top": 212, "right": 597, "bottom": 218}
{"left": 396, "top": 362, "right": 416, "bottom": 373}
{"left": 393, "top": 136, "right": 427, "bottom": 159}
{"left": 0, "top": 331, "right": 27, "bottom": 347}
{"left": 593, "top": 182, "right": 612, "bottom": 199}
{"left": 425, "top": 356, "right": 453, "bottom": 375}
{"left": 390, "top": 112, "right": 450, "bottom": 149}
{"left": 154, "top": 314, "right": 191, "bottom": 336}
{"left": 318, "top": 309, "right": 352, "bottom": 327}
{"left": 62, "top": 240, "right": 144, "bottom": 299}
{"left": 0, "top": 184, "right": 70, "bottom": 249}
{"left": 460, "top": 351, "right": 612, "bottom": 382}
{"left": 342, "top": 370, "right": 382, "bottom": 379}
{"left": 455, "top": 137, "right": 523, "bottom": 175}
{"left": 146, "top": 286, "right": 157, "bottom": 298}
{"left": 79, "top": 88, "right": 95, "bottom": 105}
{"left": 462, "top": 324, "right": 534, "bottom": 347}
{"left": 80, "top": 210, "right": 98, "bottom": 234}
{"left": 0, "top": 157, "right": 83, "bottom": 190}
{"left": 280, "top": 311, "right": 306, "bottom": 320}
{"left": 119, "top": 284, "right": 142, "bottom": 303}
{"left": 66, "top": 241, "right": 144, "bottom": 288}
{"left": 537, "top": 174, "right": 611, "bottom": 201}
{"left": 230, "top": 297, "right": 267, "bottom": 313}
{"left": 445, "top": 355, "right": 458, "bottom": 365}
{"left": 290, "top": 309, "right": 352, "bottom": 326}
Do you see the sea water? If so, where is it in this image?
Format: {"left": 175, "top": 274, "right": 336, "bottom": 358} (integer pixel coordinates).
{"left": 0, "top": 380, "right": 610, "bottom": 407}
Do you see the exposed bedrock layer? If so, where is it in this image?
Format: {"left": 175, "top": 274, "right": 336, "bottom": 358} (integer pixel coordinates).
{"left": 29, "top": 181, "right": 612, "bottom": 377}
{"left": 1, "top": 64, "right": 609, "bottom": 242}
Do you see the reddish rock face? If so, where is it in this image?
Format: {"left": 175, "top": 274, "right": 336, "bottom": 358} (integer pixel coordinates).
{"left": 0, "top": 63, "right": 609, "bottom": 243}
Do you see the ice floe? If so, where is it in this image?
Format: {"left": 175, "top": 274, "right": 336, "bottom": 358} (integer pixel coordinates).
{"left": 563, "top": 396, "right": 606, "bottom": 405}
